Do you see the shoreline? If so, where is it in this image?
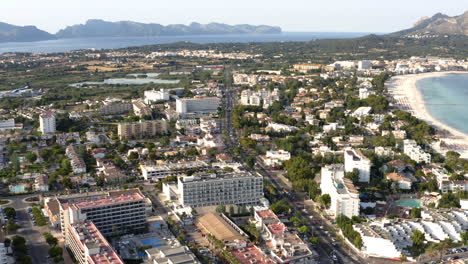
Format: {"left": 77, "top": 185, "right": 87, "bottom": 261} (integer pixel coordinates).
{"left": 387, "top": 71, "right": 468, "bottom": 159}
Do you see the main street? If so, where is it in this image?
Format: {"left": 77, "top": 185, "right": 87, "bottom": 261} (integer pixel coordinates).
{"left": 220, "top": 68, "right": 367, "bottom": 264}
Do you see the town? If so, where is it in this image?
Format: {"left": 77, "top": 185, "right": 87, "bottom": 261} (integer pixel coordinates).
{"left": 0, "top": 42, "right": 467, "bottom": 264}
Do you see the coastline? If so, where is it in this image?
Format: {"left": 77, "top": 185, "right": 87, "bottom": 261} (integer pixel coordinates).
{"left": 387, "top": 71, "right": 468, "bottom": 159}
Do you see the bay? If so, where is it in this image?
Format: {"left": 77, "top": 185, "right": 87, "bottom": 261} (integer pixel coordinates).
{"left": 0, "top": 32, "right": 373, "bottom": 54}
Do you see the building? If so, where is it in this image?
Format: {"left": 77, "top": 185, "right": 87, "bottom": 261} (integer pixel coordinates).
{"left": 358, "top": 60, "right": 372, "bottom": 70}
{"left": 0, "top": 243, "right": 8, "bottom": 264}
{"left": 254, "top": 209, "right": 316, "bottom": 263}
{"left": 359, "top": 88, "right": 375, "bottom": 99}
{"left": 266, "top": 123, "right": 298, "bottom": 133}
{"left": 100, "top": 101, "right": 132, "bottom": 115}
{"left": 320, "top": 165, "right": 360, "bottom": 218}
{"left": 34, "top": 174, "right": 49, "bottom": 192}
{"left": 117, "top": 120, "right": 168, "bottom": 139}
{"left": 196, "top": 213, "right": 248, "bottom": 249}
{"left": 261, "top": 150, "right": 291, "bottom": 167}
{"left": 175, "top": 97, "right": 220, "bottom": 114}
{"left": 344, "top": 149, "right": 372, "bottom": 183}
{"left": 145, "top": 245, "right": 200, "bottom": 264}
{"left": 66, "top": 145, "right": 87, "bottom": 174}
{"left": 351, "top": 107, "right": 372, "bottom": 119}
{"left": 144, "top": 89, "right": 170, "bottom": 104}
{"left": 233, "top": 73, "right": 259, "bottom": 86}
{"left": 354, "top": 209, "right": 468, "bottom": 259}
{"left": 403, "top": 139, "right": 431, "bottom": 163}
{"left": 39, "top": 111, "right": 56, "bottom": 134}
{"left": 65, "top": 221, "right": 124, "bottom": 264}
{"left": 140, "top": 161, "right": 208, "bottom": 181}
{"left": 292, "top": 63, "right": 322, "bottom": 73}
{"left": 175, "top": 172, "right": 263, "bottom": 207}
{"left": 386, "top": 172, "right": 413, "bottom": 190}
{"left": 60, "top": 191, "right": 151, "bottom": 237}
{"left": 132, "top": 100, "right": 152, "bottom": 117}
{"left": 0, "top": 119, "right": 22, "bottom": 132}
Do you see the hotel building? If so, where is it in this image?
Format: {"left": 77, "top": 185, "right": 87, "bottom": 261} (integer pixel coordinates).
{"left": 175, "top": 97, "right": 220, "bottom": 114}
{"left": 39, "top": 111, "right": 56, "bottom": 134}
{"left": 117, "top": 120, "right": 168, "bottom": 139}
{"left": 344, "top": 149, "right": 372, "bottom": 183}
{"left": 320, "top": 165, "right": 360, "bottom": 218}
{"left": 174, "top": 172, "right": 263, "bottom": 207}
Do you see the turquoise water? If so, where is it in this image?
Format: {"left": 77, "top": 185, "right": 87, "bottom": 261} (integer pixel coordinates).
{"left": 140, "top": 238, "right": 160, "bottom": 246}
{"left": 416, "top": 74, "right": 468, "bottom": 134}
{"left": 394, "top": 199, "right": 421, "bottom": 208}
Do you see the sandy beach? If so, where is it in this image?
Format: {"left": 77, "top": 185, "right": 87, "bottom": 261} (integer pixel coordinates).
{"left": 387, "top": 71, "right": 468, "bottom": 159}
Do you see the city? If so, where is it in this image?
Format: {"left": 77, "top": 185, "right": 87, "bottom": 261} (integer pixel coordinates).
{"left": 0, "top": 3, "right": 467, "bottom": 264}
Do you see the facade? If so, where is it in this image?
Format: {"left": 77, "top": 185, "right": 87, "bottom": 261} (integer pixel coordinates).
{"left": 292, "top": 63, "right": 322, "bottom": 73}
{"left": 66, "top": 221, "right": 124, "bottom": 264}
{"left": 320, "top": 165, "right": 360, "bottom": 218}
{"left": 0, "top": 119, "right": 21, "bottom": 132}
{"left": 39, "top": 111, "right": 56, "bottom": 134}
{"left": 177, "top": 172, "right": 263, "bottom": 207}
{"left": 358, "top": 60, "right": 372, "bottom": 70}
{"left": 266, "top": 123, "right": 298, "bottom": 133}
{"left": 140, "top": 161, "right": 208, "bottom": 181}
{"left": 100, "top": 101, "right": 132, "bottom": 115}
{"left": 117, "top": 120, "right": 168, "bottom": 139}
{"left": 60, "top": 192, "right": 151, "bottom": 237}
{"left": 344, "top": 149, "right": 372, "bottom": 183}
{"left": 132, "top": 100, "right": 152, "bottom": 117}
{"left": 144, "top": 89, "right": 170, "bottom": 104}
{"left": 175, "top": 97, "right": 220, "bottom": 114}
{"left": 66, "top": 145, "right": 87, "bottom": 174}
{"left": 233, "top": 73, "right": 259, "bottom": 86}
{"left": 403, "top": 139, "right": 431, "bottom": 163}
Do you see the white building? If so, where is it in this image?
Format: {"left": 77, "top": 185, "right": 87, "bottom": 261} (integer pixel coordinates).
{"left": 173, "top": 172, "right": 264, "bottom": 207}
{"left": 176, "top": 97, "right": 220, "bottom": 114}
{"left": 358, "top": 60, "right": 372, "bottom": 70}
{"left": 140, "top": 161, "right": 207, "bottom": 181}
{"left": 144, "top": 88, "right": 170, "bottom": 104}
{"left": 39, "top": 111, "right": 56, "bottom": 134}
{"left": 0, "top": 119, "right": 21, "bottom": 132}
{"left": 320, "top": 165, "right": 360, "bottom": 218}
{"left": 403, "top": 139, "right": 431, "bottom": 163}
{"left": 344, "top": 149, "right": 372, "bottom": 183}
{"left": 262, "top": 150, "right": 291, "bottom": 167}
{"left": 266, "top": 122, "right": 298, "bottom": 133}
{"left": 351, "top": 107, "right": 372, "bottom": 119}
{"left": 359, "top": 88, "right": 375, "bottom": 99}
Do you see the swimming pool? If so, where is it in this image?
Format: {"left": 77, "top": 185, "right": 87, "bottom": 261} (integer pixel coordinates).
{"left": 394, "top": 199, "right": 421, "bottom": 208}
{"left": 140, "top": 238, "right": 160, "bottom": 246}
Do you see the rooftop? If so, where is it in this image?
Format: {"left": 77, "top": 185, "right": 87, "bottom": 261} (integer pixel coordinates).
{"left": 67, "top": 193, "right": 146, "bottom": 211}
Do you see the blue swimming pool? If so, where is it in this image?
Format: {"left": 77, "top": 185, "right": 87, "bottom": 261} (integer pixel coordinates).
{"left": 394, "top": 199, "right": 421, "bottom": 208}
{"left": 141, "top": 238, "right": 160, "bottom": 246}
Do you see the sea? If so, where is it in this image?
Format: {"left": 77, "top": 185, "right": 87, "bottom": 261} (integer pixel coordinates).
{"left": 0, "top": 32, "right": 372, "bottom": 54}
{"left": 416, "top": 73, "right": 468, "bottom": 134}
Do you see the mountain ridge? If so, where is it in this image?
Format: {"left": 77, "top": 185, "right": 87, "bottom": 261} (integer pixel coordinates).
{"left": 389, "top": 11, "right": 468, "bottom": 37}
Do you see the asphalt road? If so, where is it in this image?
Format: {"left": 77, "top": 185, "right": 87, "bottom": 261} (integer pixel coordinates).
{"left": 1, "top": 194, "right": 50, "bottom": 264}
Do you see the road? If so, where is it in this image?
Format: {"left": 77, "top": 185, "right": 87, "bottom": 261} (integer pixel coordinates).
{"left": 1, "top": 194, "right": 50, "bottom": 264}
{"left": 219, "top": 67, "right": 366, "bottom": 264}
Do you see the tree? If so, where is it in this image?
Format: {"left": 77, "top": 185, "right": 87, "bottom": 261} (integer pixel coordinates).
{"left": 128, "top": 152, "right": 139, "bottom": 160}
{"left": 345, "top": 168, "right": 360, "bottom": 184}
{"left": 25, "top": 152, "right": 37, "bottom": 163}
{"left": 410, "top": 207, "right": 422, "bottom": 219}
{"left": 61, "top": 177, "right": 73, "bottom": 189}
{"left": 298, "top": 225, "right": 309, "bottom": 234}
{"left": 6, "top": 218, "right": 18, "bottom": 232}
{"left": 309, "top": 237, "right": 319, "bottom": 245}
{"left": 319, "top": 194, "right": 331, "bottom": 209}
{"left": 43, "top": 232, "right": 58, "bottom": 247}
{"left": 411, "top": 230, "right": 425, "bottom": 256}
{"left": 48, "top": 246, "right": 63, "bottom": 258}
{"left": 461, "top": 232, "right": 468, "bottom": 245}
{"left": 216, "top": 205, "right": 226, "bottom": 214}
{"left": 4, "top": 207, "right": 16, "bottom": 219}
{"left": 270, "top": 199, "right": 290, "bottom": 215}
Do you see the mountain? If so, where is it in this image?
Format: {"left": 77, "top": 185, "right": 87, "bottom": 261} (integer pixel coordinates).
{"left": 0, "top": 22, "right": 55, "bottom": 43}
{"left": 389, "top": 11, "right": 468, "bottom": 37}
{"left": 55, "top": 19, "right": 281, "bottom": 38}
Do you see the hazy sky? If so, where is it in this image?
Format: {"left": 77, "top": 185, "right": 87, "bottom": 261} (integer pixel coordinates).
{"left": 2, "top": 0, "right": 467, "bottom": 33}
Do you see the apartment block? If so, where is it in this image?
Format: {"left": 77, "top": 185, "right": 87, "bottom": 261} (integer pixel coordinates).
{"left": 320, "top": 165, "right": 360, "bottom": 218}
{"left": 144, "top": 88, "right": 170, "bottom": 104}
{"left": 132, "top": 99, "right": 152, "bottom": 117}
{"left": 344, "top": 149, "right": 372, "bottom": 183}
{"left": 175, "top": 97, "right": 220, "bottom": 114}
{"left": 60, "top": 192, "right": 151, "bottom": 237}
{"left": 140, "top": 161, "right": 208, "bottom": 181}
{"left": 176, "top": 172, "right": 263, "bottom": 207}
{"left": 100, "top": 101, "right": 132, "bottom": 115}
{"left": 66, "top": 221, "right": 124, "bottom": 264}
{"left": 117, "top": 120, "right": 168, "bottom": 139}
{"left": 403, "top": 139, "right": 431, "bottom": 163}
{"left": 39, "top": 111, "right": 56, "bottom": 134}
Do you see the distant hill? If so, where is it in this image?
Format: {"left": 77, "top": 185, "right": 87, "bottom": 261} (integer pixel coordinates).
{"left": 389, "top": 11, "right": 468, "bottom": 37}
{"left": 0, "top": 22, "right": 55, "bottom": 43}
{"left": 55, "top": 19, "right": 282, "bottom": 38}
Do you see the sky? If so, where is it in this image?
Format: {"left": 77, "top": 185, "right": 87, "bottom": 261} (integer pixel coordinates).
{"left": 1, "top": 0, "right": 467, "bottom": 33}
